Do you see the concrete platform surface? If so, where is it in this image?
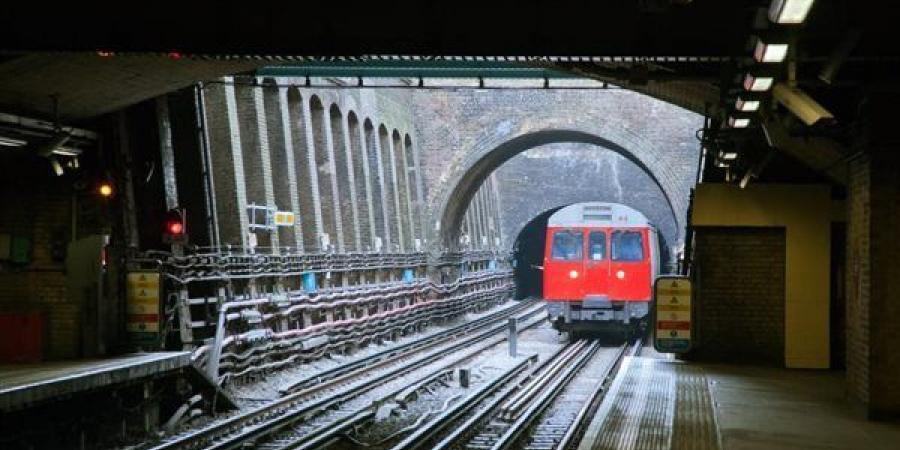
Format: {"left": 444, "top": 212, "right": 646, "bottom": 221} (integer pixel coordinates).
{"left": 707, "top": 364, "right": 900, "bottom": 450}
{"left": 0, "top": 352, "right": 191, "bottom": 412}
{"left": 578, "top": 356, "right": 900, "bottom": 450}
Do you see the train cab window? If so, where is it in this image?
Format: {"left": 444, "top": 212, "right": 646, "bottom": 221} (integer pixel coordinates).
{"left": 612, "top": 230, "right": 644, "bottom": 261}
{"left": 551, "top": 230, "right": 583, "bottom": 261}
{"left": 588, "top": 231, "right": 606, "bottom": 260}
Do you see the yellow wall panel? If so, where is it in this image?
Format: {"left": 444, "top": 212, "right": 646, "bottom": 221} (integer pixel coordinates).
{"left": 692, "top": 183, "right": 831, "bottom": 368}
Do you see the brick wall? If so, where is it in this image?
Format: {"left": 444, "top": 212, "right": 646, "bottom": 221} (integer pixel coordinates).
{"left": 844, "top": 92, "right": 900, "bottom": 417}
{"left": 866, "top": 95, "right": 900, "bottom": 415}
{"left": 846, "top": 155, "right": 871, "bottom": 406}
{"left": 494, "top": 143, "right": 678, "bottom": 262}
{"left": 409, "top": 88, "right": 702, "bottom": 250}
{"left": 691, "top": 227, "right": 786, "bottom": 365}
{"left": 0, "top": 154, "right": 79, "bottom": 360}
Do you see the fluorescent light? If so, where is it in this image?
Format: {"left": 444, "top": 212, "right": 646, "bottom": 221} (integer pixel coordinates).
{"left": 754, "top": 39, "right": 789, "bottom": 63}
{"left": 736, "top": 97, "right": 761, "bottom": 112}
{"left": 0, "top": 136, "right": 27, "bottom": 147}
{"left": 49, "top": 157, "right": 64, "bottom": 176}
{"left": 739, "top": 170, "right": 753, "bottom": 189}
{"left": 728, "top": 117, "right": 751, "bottom": 128}
{"left": 769, "top": 0, "right": 815, "bottom": 24}
{"left": 51, "top": 146, "right": 82, "bottom": 156}
{"left": 743, "top": 74, "right": 774, "bottom": 92}
{"left": 721, "top": 152, "right": 739, "bottom": 160}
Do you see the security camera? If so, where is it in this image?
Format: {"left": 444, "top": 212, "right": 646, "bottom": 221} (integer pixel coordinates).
{"left": 773, "top": 83, "right": 835, "bottom": 126}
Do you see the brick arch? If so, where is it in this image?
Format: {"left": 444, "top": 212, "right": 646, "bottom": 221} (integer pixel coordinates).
{"left": 430, "top": 124, "right": 689, "bottom": 253}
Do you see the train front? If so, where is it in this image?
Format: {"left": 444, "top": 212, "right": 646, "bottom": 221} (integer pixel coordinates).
{"left": 541, "top": 203, "right": 659, "bottom": 335}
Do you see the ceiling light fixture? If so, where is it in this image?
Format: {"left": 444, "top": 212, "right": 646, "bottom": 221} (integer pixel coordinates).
{"left": 720, "top": 151, "right": 739, "bottom": 160}
{"left": 743, "top": 73, "right": 775, "bottom": 92}
{"left": 728, "top": 116, "right": 751, "bottom": 128}
{"left": 736, "top": 97, "right": 761, "bottom": 112}
{"left": 754, "top": 37, "right": 789, "bottom": 63}
{"left": 769, "top": 0, "right": 815, "bottom": 24}
{"left": 51, "top": 146, "right": 81, "bottom": 157}
{"left": 49, "top": 157, "right": 65, "bottom": 176}
{"left": 0, "top": 136, "right": 27, "bottom": 147}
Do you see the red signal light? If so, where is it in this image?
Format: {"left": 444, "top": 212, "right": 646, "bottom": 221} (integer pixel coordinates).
{"left": 162, "top": 208, "right": 187, "bottom": 244}
{"left": 166, "top": 220, "right": 184, "bottom": 235}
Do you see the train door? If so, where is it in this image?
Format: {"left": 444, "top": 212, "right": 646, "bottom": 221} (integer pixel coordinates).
{"left": 543, "top": 228, "right": 585, "bottom": 300}
{"left": 609, "top": 228, "right": 652, "bottom": 301}
{"left": 583, "top": 228, "right": 610, "bottom": 298}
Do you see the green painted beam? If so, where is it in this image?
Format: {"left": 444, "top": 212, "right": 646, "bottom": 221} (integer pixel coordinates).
{"left": 255, "top": 60, "right": 584, "bottom": 79}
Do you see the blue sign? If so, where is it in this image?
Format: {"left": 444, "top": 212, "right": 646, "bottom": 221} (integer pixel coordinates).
{"left": 402, "top": 268, "right": 415, "bottom": 283}
{"left": 302, "top": 272, "right": 317, "bottom": 293}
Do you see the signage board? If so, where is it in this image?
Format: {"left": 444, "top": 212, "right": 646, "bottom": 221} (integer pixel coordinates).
{"left": 126, "top": 272, "right": 160, "bottom": 333}
{"left": 653, "top": 275, "right": 692, "bottom": 353}
{"left": 274, "top": 211, "right": 296, "bottom": 227}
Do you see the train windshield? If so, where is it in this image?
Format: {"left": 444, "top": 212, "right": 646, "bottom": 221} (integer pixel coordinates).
{"left": 611, "top": 230, "right": 644, "bottom": 261}
{"left": 551, "top": 230, "right": 583, "bottom": 261}
{"left": 588, "top": 231, "right": 606, "bottom": 260}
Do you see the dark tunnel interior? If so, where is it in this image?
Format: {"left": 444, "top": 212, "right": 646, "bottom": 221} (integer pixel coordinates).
{"left": 513, "top": 204, "right": 673, "bottom": 300}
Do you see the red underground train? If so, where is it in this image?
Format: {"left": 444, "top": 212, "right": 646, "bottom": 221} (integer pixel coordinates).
{"left": 542, "top": 202, "right": 660, "bottom": 334}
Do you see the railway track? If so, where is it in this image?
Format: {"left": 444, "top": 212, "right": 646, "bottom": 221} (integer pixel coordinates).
{"left": 144, "top": 299, "right": 546, "bottom": 450}
{"left": 387, "top": 337, "right": 641, "bottom": 450}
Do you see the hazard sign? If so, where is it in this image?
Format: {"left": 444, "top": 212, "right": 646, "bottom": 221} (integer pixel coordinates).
{"left": 653, "top": 275, "right": 692, "bottom": 353}
{"left": 126, "top": 272, "right": 160, "bottom": 333}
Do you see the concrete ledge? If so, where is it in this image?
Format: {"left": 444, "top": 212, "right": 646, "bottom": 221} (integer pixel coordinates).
{"left": 0, "top": 352, "right": 191, "bottom": 412}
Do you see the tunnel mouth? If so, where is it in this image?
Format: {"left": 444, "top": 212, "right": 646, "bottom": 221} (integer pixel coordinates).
{"left": 434, "top": 128, "right": 685, "bottom": 253}
{"left": 513, "top": 207, "right": 561, "bottom": 299}
{"left": 513, "top": 202, "right": 674, "bottom": 300}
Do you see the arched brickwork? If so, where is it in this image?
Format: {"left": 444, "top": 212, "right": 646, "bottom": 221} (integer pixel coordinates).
{"left": 430, "top": 125, "right": 690, "bottom": 252}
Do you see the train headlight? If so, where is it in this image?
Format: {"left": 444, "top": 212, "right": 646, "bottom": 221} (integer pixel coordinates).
{"left": 616, "top": 270, "right": 626, "bottom": 280}
{"left": 569, "top": 270, "right": 579, "bottom": 279}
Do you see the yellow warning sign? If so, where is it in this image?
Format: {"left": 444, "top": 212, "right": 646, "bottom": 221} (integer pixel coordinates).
{"left": 654, "top": 276, "right": 692, "bottom": 353}
{"left": 126, "top": 272, "right": 160, "bottom": 333}
{"left": 274, "top": 211, "right": 296, "bottom": 226}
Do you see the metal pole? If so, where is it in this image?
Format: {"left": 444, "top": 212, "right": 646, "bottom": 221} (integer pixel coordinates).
{"left": 508, "top": 318, "right": 518, "bottom": 357}
{"left": 206, "top": 287, "right": 228, "bottom": 382}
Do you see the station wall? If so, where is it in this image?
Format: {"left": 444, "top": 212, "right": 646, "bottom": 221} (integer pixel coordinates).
{"left": 691, "top": 183, "right": 832, "bottom": 369}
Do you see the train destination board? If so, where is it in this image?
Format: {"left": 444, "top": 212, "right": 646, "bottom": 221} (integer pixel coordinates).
{"left": 653, "top": 275, "right": 692, "bottom": 353}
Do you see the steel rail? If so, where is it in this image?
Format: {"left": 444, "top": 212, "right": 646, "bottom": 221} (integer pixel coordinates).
{"left": 488, "top": 341, "right": 604, "bottom": 450}
{"left": 145, "top": 303, "right": 545, "bottom": 450}
{"left": 421, "top": 337, "right": 637, "bottom": 450}
{"left": 236, "top": 314, "right": 549, "bottom": 450}
{"left": 280, "top": 299, "right": 541, "bottom": 394}
{"left": 386, "top": 355, "right": 538, "bottom": 450}
{"left": 393, "top": 342, "right": 577, "bottom": 450}
{"left": 288, "top": 356, "right": 537, "bottom": 450}
{"left": 549, "top": 337, "right": 642, "bottom": 450}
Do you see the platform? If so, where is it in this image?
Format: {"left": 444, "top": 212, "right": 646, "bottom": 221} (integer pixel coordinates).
{"left": 0, "top": 352, "right": 191, "bottom": 412}
{"left": 578, "top": 356, "right": 900, "bottom": 450}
